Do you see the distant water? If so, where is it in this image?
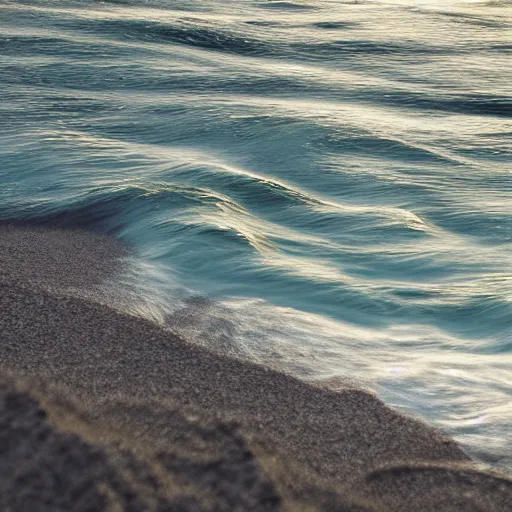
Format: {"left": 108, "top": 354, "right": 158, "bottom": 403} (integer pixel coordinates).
{"left": 1, "top": 0, "right": 511, "bottom": 471}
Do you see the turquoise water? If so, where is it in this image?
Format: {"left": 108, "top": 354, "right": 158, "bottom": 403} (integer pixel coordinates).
{"left": 1, "top": 0, "right": 511, "bottom": 470}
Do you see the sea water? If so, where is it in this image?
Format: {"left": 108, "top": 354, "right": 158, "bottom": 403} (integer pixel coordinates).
{"left": 1, "top": 0, "right": 511, "bottom": 471}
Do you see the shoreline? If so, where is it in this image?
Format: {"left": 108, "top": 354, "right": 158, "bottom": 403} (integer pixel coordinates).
{"left": 1, "top": 224, "right": 511, "bottom": 511}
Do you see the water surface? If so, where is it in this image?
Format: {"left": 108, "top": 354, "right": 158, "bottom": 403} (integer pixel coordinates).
{"left": 1, "top": 0, "right": 511, "bottom": 471}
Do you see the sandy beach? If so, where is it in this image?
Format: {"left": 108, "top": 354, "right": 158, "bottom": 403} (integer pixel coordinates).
{"left": 1, "top": 224, "right": 511, "bottom": 511}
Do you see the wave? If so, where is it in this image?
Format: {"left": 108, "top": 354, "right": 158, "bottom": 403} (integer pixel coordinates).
{"left": 1, "top": 0, "right": 511, "bottom": 474}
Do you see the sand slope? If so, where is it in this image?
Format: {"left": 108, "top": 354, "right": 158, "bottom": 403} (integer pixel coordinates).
{"left": 0, "top": 224, "right": 511, "bottom": 511}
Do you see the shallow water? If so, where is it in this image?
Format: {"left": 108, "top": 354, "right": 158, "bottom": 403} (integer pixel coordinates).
{"left": 1, "top": 0, "right": 511, "bottom": 471}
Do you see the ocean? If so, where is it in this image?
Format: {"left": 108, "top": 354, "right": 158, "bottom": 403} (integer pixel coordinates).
{"left": 1, "top": 0, "right": 511, "bottom": 471}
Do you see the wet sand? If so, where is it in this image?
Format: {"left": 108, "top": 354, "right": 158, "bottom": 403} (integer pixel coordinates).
{"left": 0, "top": 224, "right": 511, "bottom": 511}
